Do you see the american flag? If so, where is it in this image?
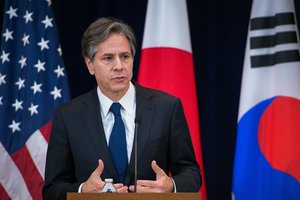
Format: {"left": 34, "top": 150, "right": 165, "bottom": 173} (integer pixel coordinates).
{"left": 0, "top": 0, "right": 70, "bottom": 199}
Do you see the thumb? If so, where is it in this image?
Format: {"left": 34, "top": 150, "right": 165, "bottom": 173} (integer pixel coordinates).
{"left": 93, "top": 159, "right": 104, "bottom": 176}
{"left": 151, "top": 160, "right": 165, "bottom": 177}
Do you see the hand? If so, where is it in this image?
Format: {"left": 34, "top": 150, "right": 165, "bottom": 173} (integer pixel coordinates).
{"left": 81, "top": 159, "right": 105, "bottom": 193}
{"left": 129, "top": 160, "right": 174, "bottom": 193}
{"left": 82, "top": 159, "right": 128, "bottom": 193}
{"left": 114, "top": 183, "right": 129, "bottom": 193}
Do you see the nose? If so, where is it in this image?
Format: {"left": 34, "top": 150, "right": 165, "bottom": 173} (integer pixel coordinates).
{"left": 113, "top": 56, "right": 123, "bottom": 71}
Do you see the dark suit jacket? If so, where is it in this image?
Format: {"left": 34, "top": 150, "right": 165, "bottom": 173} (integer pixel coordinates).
{"left": 43, "top": 83, "right": 201, "bottom": 200}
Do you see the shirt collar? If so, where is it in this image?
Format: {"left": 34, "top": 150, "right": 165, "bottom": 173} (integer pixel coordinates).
{"left": 97, "top": 82, "right": 136, "bottom": 117}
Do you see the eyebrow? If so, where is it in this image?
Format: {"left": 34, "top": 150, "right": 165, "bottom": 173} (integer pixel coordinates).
{"left": 101, "top": 52, "right": 131, "bottom": 57}
{"left": 101, "top": 53, "right": 114, "bottom": 57}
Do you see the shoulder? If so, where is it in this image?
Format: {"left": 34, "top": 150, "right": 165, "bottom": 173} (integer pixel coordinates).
{"left": 55, "top": 87, "right": 98, "bottom": 113}
{"left": 134, "top": 83, "right": 183, "bottom": 112}
{"left": 135, "top": 82, "right": 179, "bottom": 102}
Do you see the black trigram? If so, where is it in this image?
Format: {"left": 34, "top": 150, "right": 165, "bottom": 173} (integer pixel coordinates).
{"left": 250, "top": 12, "right": 300, "bottom": 68}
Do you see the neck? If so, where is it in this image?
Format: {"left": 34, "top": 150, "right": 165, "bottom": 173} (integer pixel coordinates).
{"left": 108, "top": 92, "right": 125, "bottom": 102}
{"left": 98, "top": 85, "right": 130, "bottom": 102}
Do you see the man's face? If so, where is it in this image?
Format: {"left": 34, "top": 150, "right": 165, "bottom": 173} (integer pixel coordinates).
{"left": 85, "top": 33, "right": 133, "bottom": 101}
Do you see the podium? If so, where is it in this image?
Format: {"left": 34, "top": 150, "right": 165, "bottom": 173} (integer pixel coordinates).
{"left": 67, "top": 192, "right": 201, "bottom": 200}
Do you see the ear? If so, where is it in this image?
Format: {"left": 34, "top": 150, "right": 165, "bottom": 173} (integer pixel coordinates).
{"left": 85, "top": 57, "right": 95, "bottom": 75}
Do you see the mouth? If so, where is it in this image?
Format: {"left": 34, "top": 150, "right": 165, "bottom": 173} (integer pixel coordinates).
{"left": 112, "top": 76, "right": 126, "bottom": 81}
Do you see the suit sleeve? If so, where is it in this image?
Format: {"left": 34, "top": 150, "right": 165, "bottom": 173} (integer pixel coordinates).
{"left": 42, "top": 107, "right": 80, "bottom": 200}
{"left": 169, "top": 98, "right": 202, "bottom": 192}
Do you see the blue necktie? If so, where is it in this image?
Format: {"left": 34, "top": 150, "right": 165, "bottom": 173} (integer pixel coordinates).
{"left": 109, "top": 102, "right": 128, "bottom": 183}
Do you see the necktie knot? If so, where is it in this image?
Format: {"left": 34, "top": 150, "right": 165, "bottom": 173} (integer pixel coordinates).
{"left": 110, "top": 102, "right": 121, "bottom": 116}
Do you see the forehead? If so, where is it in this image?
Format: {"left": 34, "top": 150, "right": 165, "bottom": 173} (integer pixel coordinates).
{"left": 97, "top": 33, "right": 131, "bottom": 54}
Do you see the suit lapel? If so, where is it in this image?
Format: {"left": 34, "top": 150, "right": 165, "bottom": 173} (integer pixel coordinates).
{"left": 81, "top": 88, "right": 118, "bottom": 180}
{"left": 125, "top": 84, "right": 155, "bottom": 185}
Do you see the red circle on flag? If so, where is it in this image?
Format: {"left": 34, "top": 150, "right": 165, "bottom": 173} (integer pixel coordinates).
{"left": 258, "top": 96, "right": 300, "bottom": 183}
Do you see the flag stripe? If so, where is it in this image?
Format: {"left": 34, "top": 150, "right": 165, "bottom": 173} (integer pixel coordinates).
{"left": 251, "top": 49, "right": 300, "bottom": 67}
{"left": 0, "top": 184, "right": 11, "bottom": 200}
{"left": 39, "top": 121, "right": 52, "bottom": 143}
{"left": 250, "top": 43, "right": 299, "bottom": 56}
{"left": 11, "top": 146, "right": 44, "bottom": 200}
{"left": 26, "top": 129, "right": 48, "bottom": 179}
{"left": 0, "top": 143, "right": 32, "bottom": 200}
{"left": 249, "top": 25, "right": 298, "bottom": 37}
{"left": 250, "top": 31, "right": 298, "bottom": 48}
{"left": 250, "top": 12, "right": 295, "bottom": 30}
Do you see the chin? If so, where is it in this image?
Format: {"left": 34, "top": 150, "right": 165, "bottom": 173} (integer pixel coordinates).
{"left": 112, "top": 84, "right": 129, "bottom": 93}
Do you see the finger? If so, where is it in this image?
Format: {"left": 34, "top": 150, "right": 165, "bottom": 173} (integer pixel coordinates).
{"left": 116, "top": 186, "right": 129, "bottom": 193}
{"left": 128, "top": 184, "right": 143, "bottom": 192}
{"left": 137, "top": 180, "right": 158, "bottom": 188}
{"left": 93, "top": 159, "right": 104, "bottom": 176}
{"left": 128, "top": 184, "right": 142, "bottom": 192}
{"left": 113, "top": 183, "right": 124, "bottom": 189}
{"left": 130, "top": 184, "right": 160, "bottom": 193}
{"left": 151, "top": 160, "right": 166, "bottom": 177}
{"left": 128, "top": 185, "right": 134, "bottom": 192}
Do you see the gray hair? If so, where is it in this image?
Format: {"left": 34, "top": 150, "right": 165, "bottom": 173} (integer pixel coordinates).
{"left": 81, "top": 17, "right": 137, "bottom": 61}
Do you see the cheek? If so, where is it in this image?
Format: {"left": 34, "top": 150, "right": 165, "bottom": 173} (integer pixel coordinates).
{"left": 125, "top": 63, "right": 134, "bottom": 72}
{"left": 94, "top": 68, "right": 110, "bottom": 81}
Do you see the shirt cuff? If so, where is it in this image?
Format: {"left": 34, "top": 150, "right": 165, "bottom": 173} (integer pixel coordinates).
{"left": 170, "top": 177, "right": 177, "bottom": 193}
{"left": 78, "top": 183, "right": 84, "bottom": 193}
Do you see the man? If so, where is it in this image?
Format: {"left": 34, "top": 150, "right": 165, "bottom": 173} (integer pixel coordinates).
{"left": 43, "top": 17, "right": 201, "bottom": 200}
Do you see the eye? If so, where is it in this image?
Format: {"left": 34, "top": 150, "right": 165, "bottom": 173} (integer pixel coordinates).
{"left": 121, "top": 54, "right": 131, "bottom": 61}
{"left": 103, "top": 56, "right": 113, "bottom": 61}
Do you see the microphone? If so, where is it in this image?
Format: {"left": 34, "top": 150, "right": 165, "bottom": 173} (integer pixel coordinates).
{"left": 134, "top": 116, "right": 141, "bottom": 193}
